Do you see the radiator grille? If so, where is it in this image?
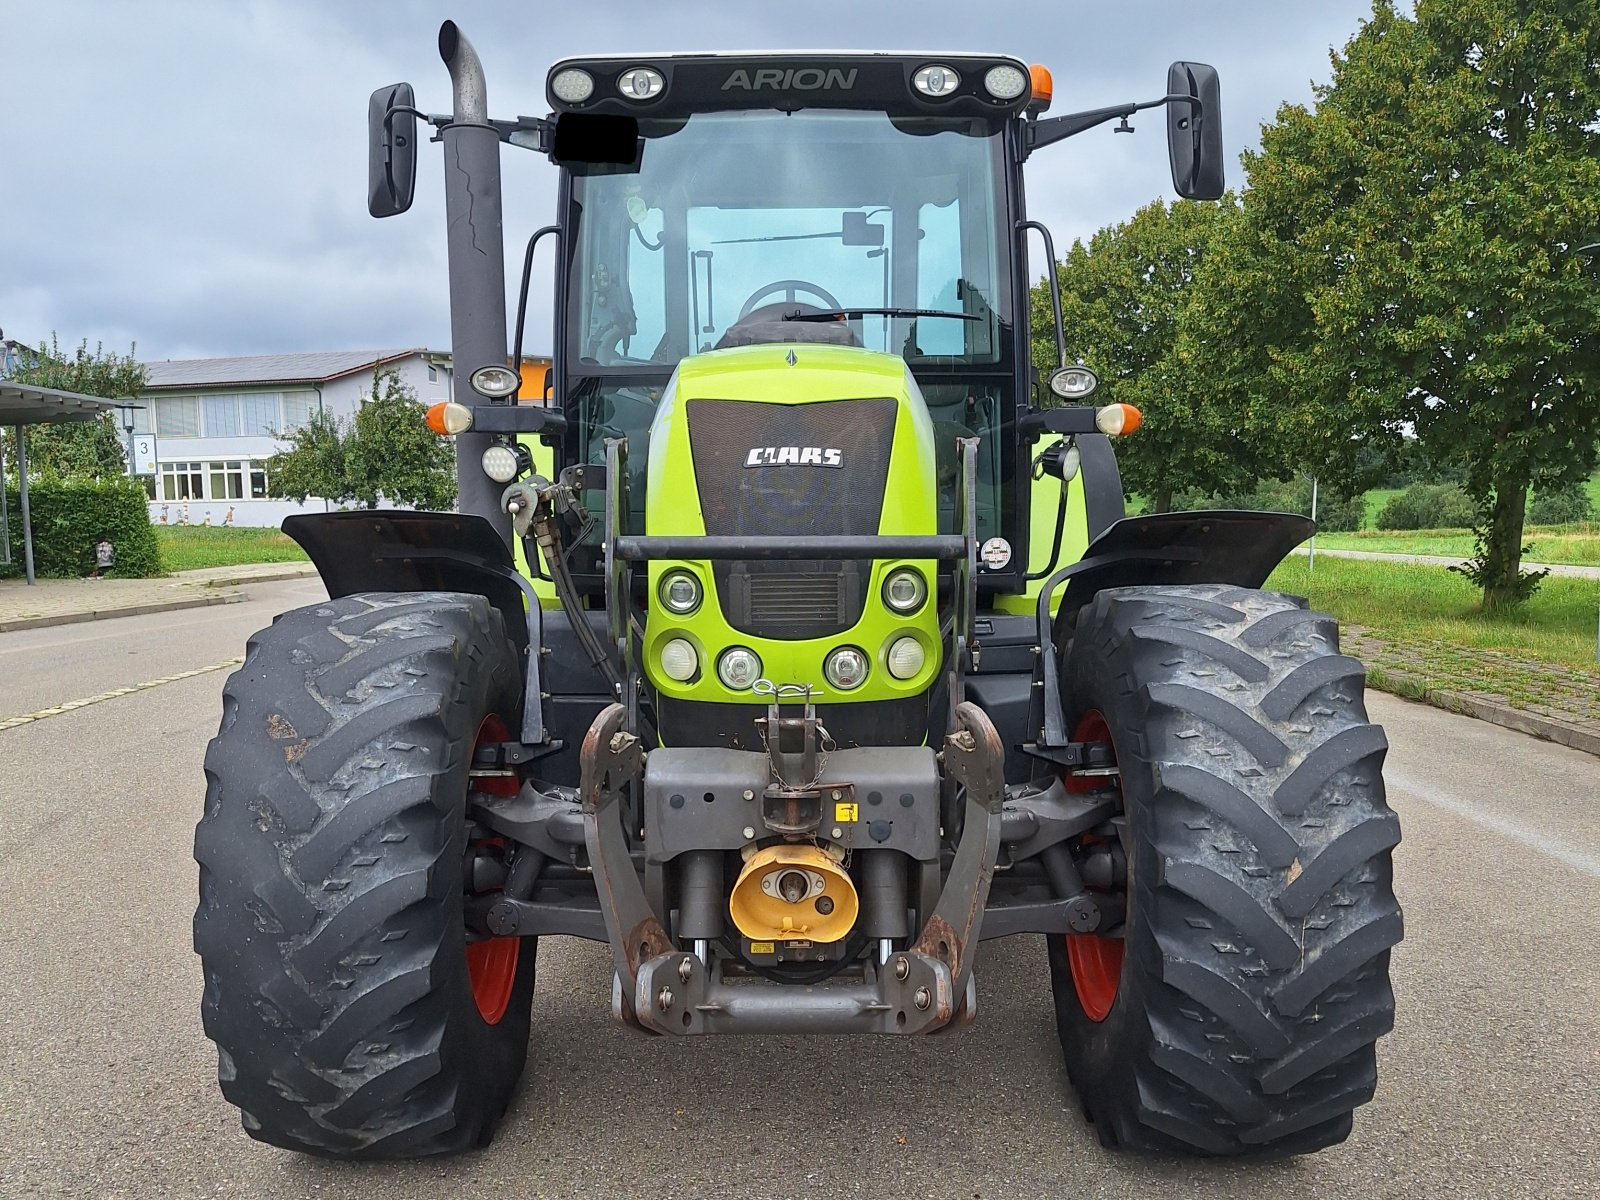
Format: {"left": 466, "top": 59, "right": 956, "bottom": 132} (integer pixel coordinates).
{"left": 686, "top": 398, "right": 895, "bottom": 640}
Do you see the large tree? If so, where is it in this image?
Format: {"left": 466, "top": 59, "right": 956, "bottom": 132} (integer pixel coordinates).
{"left": 1031, "top": 198, "right": 1303, "bottom": 513}
{"left": 1213, "top": 0, "right": 1600, "bottom": 606}
{"left": 267, "top": 369, "right": 455, "bottom": 510}
{"left": 2, "top": 335, "right": 145, "bottom": 480}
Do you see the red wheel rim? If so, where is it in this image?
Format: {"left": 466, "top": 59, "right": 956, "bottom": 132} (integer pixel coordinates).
{"left": 466, "top": 714, "right": 520, "bottom": 1026}
{"left": 1065, "top": 710, "right": 1125, "bottom": 1024}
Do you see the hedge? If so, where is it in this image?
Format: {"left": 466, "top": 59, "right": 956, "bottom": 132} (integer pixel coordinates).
{"left": 1375, "top": 483, "right": 1477, "bottom": 531}
{"left": 1, "top": 477, "right": 163, "bottom": 578}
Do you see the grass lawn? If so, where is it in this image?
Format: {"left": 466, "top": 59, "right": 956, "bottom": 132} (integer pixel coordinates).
{"left": 156, "top": 525, "right": 309, "bottom": 572}
{"left": 1266, "top": 555, "right": 1600, "bottom": 716}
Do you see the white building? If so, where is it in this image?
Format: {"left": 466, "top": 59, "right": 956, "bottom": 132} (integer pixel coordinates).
{"left": 135, "top": 349, "right": 451, "bottom": 527}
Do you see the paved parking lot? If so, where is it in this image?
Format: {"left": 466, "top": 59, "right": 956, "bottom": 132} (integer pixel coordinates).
{"left": 1, "top": 578, "right": 1595, "bottom": 1199}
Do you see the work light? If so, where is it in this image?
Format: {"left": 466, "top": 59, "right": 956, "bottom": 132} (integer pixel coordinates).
{"left": 551, "top": 68, "right": 595, "bottom": 104}
{"left": 984, "top": 65, "right": 1028, "bottom": 101}
{"left": 470, "top": 365, "right": 519, "bottom": 398}
{"left": 618, "top": 67, "right": 665, "bottom": 101}
{"left": 480, "top": 442, "right": 521, "bottom": 483}
{"left": 913, "top": 65, "right": 960, "bottom": 97}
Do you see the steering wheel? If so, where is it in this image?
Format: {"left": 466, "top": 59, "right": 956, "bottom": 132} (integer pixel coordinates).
{"left": 737, "top": 279, "right": 843, "bottom": 320}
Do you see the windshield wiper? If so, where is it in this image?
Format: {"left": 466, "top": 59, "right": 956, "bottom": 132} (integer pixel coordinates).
{"left": 782, "top": 307, "right": 983, "bottom": 322}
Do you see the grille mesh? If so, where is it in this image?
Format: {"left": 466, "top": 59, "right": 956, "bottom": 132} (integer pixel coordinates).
{"left": 686, "top": 398, "right": 896, "bottom": 639}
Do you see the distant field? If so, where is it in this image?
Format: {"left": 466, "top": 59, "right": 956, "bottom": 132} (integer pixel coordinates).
{"left": 1315, "top": 523, "right": 1600, "bottom": 566}
{"left": 155, "top": 526, "right": 308, "bottom": 572}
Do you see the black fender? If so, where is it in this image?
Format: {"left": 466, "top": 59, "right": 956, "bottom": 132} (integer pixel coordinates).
{"left": 282, "top": 511, "right": 550, "bottom": 746}
{"left": 1028, "top": 509, "right": 1315, "bottom": 754}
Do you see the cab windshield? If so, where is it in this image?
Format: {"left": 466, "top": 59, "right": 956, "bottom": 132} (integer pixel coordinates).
{"left": 567, "top": 109, "right": 1010, "bottom": 368}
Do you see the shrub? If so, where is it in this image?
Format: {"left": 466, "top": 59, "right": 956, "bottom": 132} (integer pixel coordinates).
{"left": 1527, "top": 479, "right": 1595, "bottom": 526}
{"left": 1375, "top": 483, "right": 1476, "bottom": 531}
{"left": 1175, "top": 477, "right": 1364, "bottom": 532}
{"left": 1, "top": 477, "right": 162, "bottom": 578}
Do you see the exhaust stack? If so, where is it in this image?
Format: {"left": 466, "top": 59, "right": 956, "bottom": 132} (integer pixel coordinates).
{"left": 437, "top": 21, "right": 512, "bottom": 545}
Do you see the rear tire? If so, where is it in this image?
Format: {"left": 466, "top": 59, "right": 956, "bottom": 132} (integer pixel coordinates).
{"left": 194, "top": 591, "right": 535, "bottom": 1158}
{"left": 1048, "top": 584, "right": 1401, "bottom": 1156}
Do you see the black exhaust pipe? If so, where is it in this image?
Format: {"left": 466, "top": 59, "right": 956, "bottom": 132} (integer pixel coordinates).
{"left": 438, "top": 21, "right": 512, "bottom": 545}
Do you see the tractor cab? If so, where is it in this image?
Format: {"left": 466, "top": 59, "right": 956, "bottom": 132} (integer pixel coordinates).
{"left": 548, "top": 55, "right": 1027, "bottom": 560}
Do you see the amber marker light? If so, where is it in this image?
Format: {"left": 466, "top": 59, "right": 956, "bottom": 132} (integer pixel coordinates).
{"left": 1095, "top": 404, "right": 1144, "bottom": 437}
{"left": 425, "top": 401, "right": 474, "bottom": 435}
{"left": 1029, "top": 64, "right": 1054, "bottom": 111}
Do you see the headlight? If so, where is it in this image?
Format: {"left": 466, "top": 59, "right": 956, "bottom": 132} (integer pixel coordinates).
{"left": 913, "top": 64, "right": 960, "bottom": 97}
{"left": 480, "top": 443, "right": 521, "bottom": 483}
{"left": 618, "top": 66, "right": 665, "bottom": 101}
{"left": 551, "top": 68, "right": 595, "bottom": 104}
{"left": 882, "top": 568, "right": 927, "bottom": 614}
{"left": 659, "top": 638, "right": 698, "bottom": 682}
{"left": 470, "top": 364, "right": 519, "bottom": 399}
{"left": 983, "top": 65, "right": 1028, "bottom": 101}
{"left": 717, "top": 647, "right": 762, "bottom": 691}
{"left": 824, "top": 647, "right": 868, "bottom": 690}
{"left": 887, "top": 636, "right": 925, "bottom": 680}
{"left": 659, "top": 570, "right": 701, "bottom": 615}
{"left": 1048, "top": 365, "right": 1099, "bottom": 400}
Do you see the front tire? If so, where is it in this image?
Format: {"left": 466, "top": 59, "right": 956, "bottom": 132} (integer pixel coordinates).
{"left": 1048, "top": 584, "right": 1402, "bottom": 1156}
{"left": 194, "top": 591, "right": 535, "bottom": 1158}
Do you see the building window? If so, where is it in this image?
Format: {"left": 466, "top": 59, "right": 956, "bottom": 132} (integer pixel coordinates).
{"left": 281, "top": 390, "right": 315, "bottom": 431}
{"left": 202, "top": 395, "right": 241, "bottom": 438}
{"left": 160, "top": 461, "right": 205, "bottom": 500}
{"left": 154, "top": 397, "right": 199, "bottom": 438}
{"left": 208, "top": 460, "right": 246, "bottom": 499}
{"left": 428, "top": 364, "right": 438, "bottom": 382}
{"left": 250, "top": 463, "right": 268, "bottom": 498}
{"left": 240, "top": 392, "right": 279, "bottom": 436}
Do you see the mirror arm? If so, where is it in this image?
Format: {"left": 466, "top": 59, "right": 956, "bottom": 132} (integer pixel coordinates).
{"left": 492, "top": 115, "right": 553, "bottom": 152}
{"left": 1026, "top": 93, "right": 1202, "bottom": 155}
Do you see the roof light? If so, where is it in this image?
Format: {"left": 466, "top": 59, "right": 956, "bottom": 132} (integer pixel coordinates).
{"left": 617, "top": 66, "right": 665, "bottom": 101}
{"left": 913, "top": 64, "right": 960, "bottom": 98}
{"left": 551, "top": 68, "right": 595, "bottom": 104}
{"left": 984, "top": 65, "right": 1029, "bottom": 101}
{"left": 1095, "top": 403, "right": 1144, "bottom": 437}
{"left": 1029, "top": 64, "right": 1054, "bottom": 110}
{"left": 470, "top": 364, "right": 519, "bottom": 398}
{"left": 425, "top": 401, "right": 473, "bottom": 435}
{"left": 1048, "top": 365, "right": 1099, "bottom": 400}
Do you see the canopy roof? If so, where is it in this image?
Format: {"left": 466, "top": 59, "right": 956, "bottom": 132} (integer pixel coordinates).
{"left": 0, "top": 381, "right": 119, "bottom": 426}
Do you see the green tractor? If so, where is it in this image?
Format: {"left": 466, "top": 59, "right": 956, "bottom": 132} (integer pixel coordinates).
{"left": 195, "top": 22, "right": 1402, "bottom": 1160}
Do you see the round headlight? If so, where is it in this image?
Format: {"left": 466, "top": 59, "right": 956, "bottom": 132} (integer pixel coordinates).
{"left": 984, "top": 65, "right": 1029, "bottom": 101}
{"left": 913, "top": 64, "right": 960, "bottom": 98}
{"left": 717, "top": 647, "right": 762, "bottom": 691}
{"left": 659, "top": 570, "right": 701, "bottom": 615}
{"left": 660, "top": 638, "right": 699, "bottom": 682}
{"left": 551, "top": 68, "right": 595, "bottom": 104}
{"left": 887, "top": 636, "right": 926, "bottom": 680}
{"left": 824, "top": 647, "right": 869, "bottom": 690}
{"left": 1048, "top": 365, "right": 1099, "bottom": 400}
{"left": 618, "top": 66, "right": 665, "bottom": 101}
{"left": 882, "top": 568, "right": 927, "bottom": 614}
{"left": 470, "top": 364, "right": 519, "bottom": 398}
{"left": 480, "top": 443, "right": 521, "bottom": 484}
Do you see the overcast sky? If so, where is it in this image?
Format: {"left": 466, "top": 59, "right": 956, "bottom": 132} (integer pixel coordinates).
{"left": 0, "top": 0, "right": 1377, "bottom": 364}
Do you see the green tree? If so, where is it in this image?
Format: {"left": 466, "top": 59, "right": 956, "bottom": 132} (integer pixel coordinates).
{"left": 2, "top": 335, "right": 146, "bottom": 480}
{"left": 346, "top": 370, "right": 457, "bottom": 510}
{"left": 1031, "top": 197, "right": 1302, "bottom": 513}
{"left": 1207, "top": 0, "right": 1600, "bottom": 607}
{"left": 265, "top": 369, "right": 455, "bottom": 510}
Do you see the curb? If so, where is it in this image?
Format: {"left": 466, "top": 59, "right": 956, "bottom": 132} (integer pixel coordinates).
{"left": 189, "top": 564, "right": 318, "bottom": 588}
{"left": 0, "top": 593, "right": 240, "bottom": 634}
{"left": 1366, "top": 669, "right": 1600, "bottom": 759}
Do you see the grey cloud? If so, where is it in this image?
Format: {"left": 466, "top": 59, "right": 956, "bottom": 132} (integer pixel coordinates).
{"left": 0, "top": 0, "right": 1374, "bottom": 361}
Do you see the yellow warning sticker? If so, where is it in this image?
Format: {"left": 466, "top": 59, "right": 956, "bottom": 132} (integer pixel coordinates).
{"left": 749, "top": 941, "right": 776, "bottom": 955}
{"left": 834, "top": 802, "right": 859, "bottom": 823}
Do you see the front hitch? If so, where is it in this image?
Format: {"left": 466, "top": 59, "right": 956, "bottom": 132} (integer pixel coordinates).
{"left": 579, "top": 700, "right": 1005, "bottom": 1036}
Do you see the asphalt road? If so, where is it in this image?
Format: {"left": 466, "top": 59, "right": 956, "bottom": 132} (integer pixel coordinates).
{"left": 2, "top": 578, "right": 1596, "bottom": 1200}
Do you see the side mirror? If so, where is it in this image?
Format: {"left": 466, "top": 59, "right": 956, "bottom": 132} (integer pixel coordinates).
{"left": 368, "top": 82, "right": 418, "bottom": 218}
{"left": 841, "top": 211, "right": 885, "bottom": 247}
{"left": 1166, "top": 62, "right": 1224, "bottom": 201}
